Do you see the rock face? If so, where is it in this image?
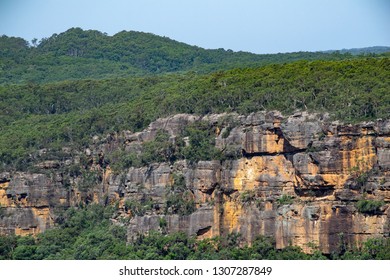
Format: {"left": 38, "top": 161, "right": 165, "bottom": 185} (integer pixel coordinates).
{"left": 0, "top": 111, "right": 389, "bottom": 254}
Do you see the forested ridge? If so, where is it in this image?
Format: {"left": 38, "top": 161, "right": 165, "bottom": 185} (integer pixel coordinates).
{"left": 1, "top": 27, "right": 389, "bottom": 84}
{"left": 1, "top": 56, "right": 389, "bottom": 171}
{"left": 0, "top": 28, "right": 389, "bottom": 260}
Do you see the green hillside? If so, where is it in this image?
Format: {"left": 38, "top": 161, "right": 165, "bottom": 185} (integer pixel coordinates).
{"left": 323, "top": 46, "right": 390, "bottom": 55}
{"left": 1, "top": 57, "right": 389, "bottom": 171}
{"left": 2, "top": 28, "right": 387, "bottom": 84}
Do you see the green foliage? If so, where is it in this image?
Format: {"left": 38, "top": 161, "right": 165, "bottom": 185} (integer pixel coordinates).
{"left": 7, "top": 204, "right": 129, "bottom": 260}
{"left": 181, "top": 121, "right": 221, "bottom": 162}
{"left": 277, "top": 195, "right": 294, "bottom": 205}
{"left": 239, "top": 190, "right": 257, "bottom": 206}
{"left": 359, "top": 238, "right": 390, "bottom": 259}
{"left": 0, "top": 234, "right": 17, "bottom": 260}
{"left": 356, "top": 199, "right": 385, "bottom": 214}
{"left": 12, "top": 235, "right": 38, "bottom": 260}
{"left": 221, "top": 127, "right": 232, "bottom": 139}
{"left": 159, "top": 217, "right": 168, "bottom": 229}
{"left": 107, "top": 130, "right": 184, "bottom": 171}
{"left": 1, "top": 57, "right": 389, "bottom": 171}
{"left": 78, "top": 170, "right": 101, "bottom": 192}
{"left": 165, "top": 174, "right": 195, "bottom": 215}
{"left": 141, "top": 130, "right": 181, "bottom": 164}
{"left": 124, "top": 197, "right": 153, "bottom": 217}
{"left": 107, "top": 123, "right": 223, "bottom": 171}
{"left": 2, "top": 29, "right": 385, "bottom": 84}
{"left": 165, "top": 192, "right": 195, "bottom": 216}
{"left": 356, "top": 172, "right": 369, "bottom": 188}
{"left": 0, "top": 205, "right": 388, "bottom": 259}
{"left": 106, "top": 149, "right": 141, "bottom": 172}
{"left": 331, "top": 235, "right": 390, "bottom": 260}
{"left": 218, "top": 115, "right": 240, "bottom": 139}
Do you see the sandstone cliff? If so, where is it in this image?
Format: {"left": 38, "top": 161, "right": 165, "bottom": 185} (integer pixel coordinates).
{"left": 0, "top": 111, "right": 389, "bottom": 254}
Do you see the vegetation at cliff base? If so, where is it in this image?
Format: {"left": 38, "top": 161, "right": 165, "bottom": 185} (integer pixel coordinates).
{"left": 0, "top": 205, "right": 388, "bottom": 260}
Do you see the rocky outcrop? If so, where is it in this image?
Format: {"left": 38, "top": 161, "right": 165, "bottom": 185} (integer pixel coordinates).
{"left": 0, "top": 111, "right": 389, "bottom": 254}
{"left": 0, "top": 172, "right": 58, "bottom": 235}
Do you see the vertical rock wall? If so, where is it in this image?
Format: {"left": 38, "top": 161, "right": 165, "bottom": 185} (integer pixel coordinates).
{"left": 0, "top": 112, "right": 389, "bottom": 254}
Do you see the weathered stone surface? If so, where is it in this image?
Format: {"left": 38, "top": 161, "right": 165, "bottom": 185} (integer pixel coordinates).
{"left": 281, "top": 111, "right": 325, "bottom": 149}
{"left": 1, "top": 111, "right": 389, "bottom": 254}
{"left": 0, "top": 206, "right": 54, "bottom": 236}
{"left": 5, "top": 173, "right": 68, "bottom": 207}
{"left": 127, "top": 206, "right": 215, "bottom": 240}
{"left": 377, "top": 137, "right": 390, "bottom": 170}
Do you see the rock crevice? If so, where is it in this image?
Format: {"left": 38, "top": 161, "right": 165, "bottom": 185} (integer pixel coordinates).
{"left": 0, "top": 111, "right": 389, "bottom": 254}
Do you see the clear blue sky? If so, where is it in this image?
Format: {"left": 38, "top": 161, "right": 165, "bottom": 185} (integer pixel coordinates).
{"left": 0, "top": 0, "right": 389, "bottom": 54}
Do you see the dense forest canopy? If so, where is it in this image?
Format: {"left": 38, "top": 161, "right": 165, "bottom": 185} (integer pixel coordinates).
{"left": 1, "top": 28, "right": 389, "bottom": 84}
{"left": 0, "top": 56, "right": 389, "bottom": 171}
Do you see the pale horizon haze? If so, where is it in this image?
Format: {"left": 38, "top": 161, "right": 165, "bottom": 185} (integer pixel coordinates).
{"left": 0, "top": 0, "right": 389, "bottom": 54}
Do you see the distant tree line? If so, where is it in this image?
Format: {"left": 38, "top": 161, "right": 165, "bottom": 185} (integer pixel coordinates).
{"left": 1, "top": 28, "right": 388, "bottom": 84}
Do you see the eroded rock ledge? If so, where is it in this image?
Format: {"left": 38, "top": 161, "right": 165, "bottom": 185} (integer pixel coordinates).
{"left": 1, "top": 111, "right": 389, "bottom": 254}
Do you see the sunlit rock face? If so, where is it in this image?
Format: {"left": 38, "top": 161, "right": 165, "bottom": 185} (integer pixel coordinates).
{"left": 1, "top": 112, "right": 389, "bottom": 254}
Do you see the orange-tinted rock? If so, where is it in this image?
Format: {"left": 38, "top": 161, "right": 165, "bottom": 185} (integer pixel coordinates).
{"left": 0, "top": 112, "right": 389, "bottom": 255}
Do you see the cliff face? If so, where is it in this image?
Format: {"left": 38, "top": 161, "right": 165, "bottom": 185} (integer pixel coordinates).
{"left": 0, "top": 111, "right": 389, "bottom": 254}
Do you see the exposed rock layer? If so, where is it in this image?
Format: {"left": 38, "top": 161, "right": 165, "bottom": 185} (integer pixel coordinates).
{"left": 1, "top": 111, "right": 389, "bottom": 254}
